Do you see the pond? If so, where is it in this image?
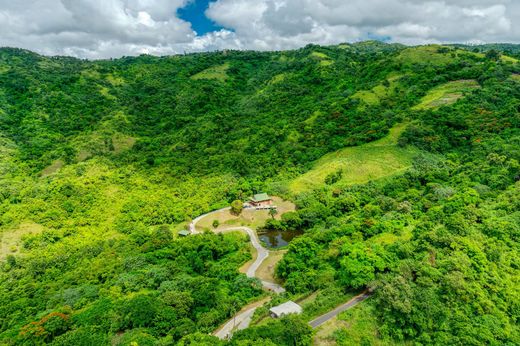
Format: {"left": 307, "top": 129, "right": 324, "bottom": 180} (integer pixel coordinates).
{"left": 258, "top": 230, "right": 304, "bottom": 249}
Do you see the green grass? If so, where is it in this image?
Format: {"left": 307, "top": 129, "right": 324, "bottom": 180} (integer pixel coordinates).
{"left": 351, "top": 90, "right": 380, "bottom": 105}
{"left": 191, "top": 63, "right": 229, "bottom": 81}
{"left": 397, "top": 45, "right": 453, "bottom": 65}
{"left": 289, "top": 123, "right": 418, "bottom": 194}
{"left": 310, "top": 52, "right": 333, "bottom": 67}
{"left": 310, "top": 52, "right": 330, "bottom": 59}
{"left": 413, "top": 79, "right": 480, "bottom": 110}
{"left": 501, "top": 55, "right": 519, "bottom": 63}
{"left": 351, "top": 75, "right": 402, "bottom": 107}
{"left": 313, "top": 300, "right": 402, "bottom": 346}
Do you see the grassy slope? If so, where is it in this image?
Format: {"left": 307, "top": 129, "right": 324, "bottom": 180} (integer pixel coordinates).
{"left": 191, "top": 63, "right": 230, "bottom": 81}
{"left": 313, "top": 300, "right": 404, "bottom": 346}
{"left": 412, "top": 79, "right": 480, "bottom": 110}
{"left": 289, "top": 123, "right": 418, "bottom": 194}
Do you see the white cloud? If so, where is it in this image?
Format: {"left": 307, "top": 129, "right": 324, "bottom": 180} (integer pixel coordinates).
{"left": 0, "top": 0, "right": 518, "bottom": 59}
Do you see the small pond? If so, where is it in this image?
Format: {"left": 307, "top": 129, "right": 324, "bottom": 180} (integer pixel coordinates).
{"left": 258, "top": 230, "right": 304, "bottom": 248}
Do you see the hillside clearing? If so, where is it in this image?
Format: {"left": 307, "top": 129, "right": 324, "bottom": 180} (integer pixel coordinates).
{"left": 351, "top": 75, "right": 402, "bottom": 106}
{"left": 289, "top": 123, "right": 418, "bottom": 194}
{"left": 413, "top": 79, "right": 480, "bottom": 110}
{"left": 191, "top": 63, "right": 229, "bottom": 81}
{"left": 194, "top": 196, "right": 296, "bottom": 232}
{"left": 313, "top": 300, "right": 396, "bottom": 346}
{"left": 1, "top": 222, "right": 44, "bottom": 259}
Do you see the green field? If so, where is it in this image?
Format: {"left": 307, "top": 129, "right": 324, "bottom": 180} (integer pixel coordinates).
{"left": 289, "top": 123, "right": 418, "bottom": 193}
{"left": 413, "top": 79, "right": 480, "bottom": 110}
{"left": 191, "top": 63, "right": 229, "bottom": 81}
{"left": 351, "top": 75, "right": 402, "bottom": 106}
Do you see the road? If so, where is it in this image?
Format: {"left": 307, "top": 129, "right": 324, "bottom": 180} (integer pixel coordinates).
{"left": 191, "top": 207, "right": 369, "bottom": 337}
{"left": 308, "top": 291, "right": 371, "bottom": 328}
{"left": 189, "top": 208, "right": 285, "bottom": 339}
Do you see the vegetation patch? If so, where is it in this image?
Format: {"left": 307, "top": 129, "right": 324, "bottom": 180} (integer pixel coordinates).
{"left": 397, "top": 45, "right": 455, "bottom": 65}
{"left": 41, "top": 159, "right": 64, "bottom": 176}
{"left": 1, "top": 222, "right": 44, "bottom": 259}
{"left": 511, "top": 74, "right": 520, "bottom": 82}
{"left": 191, "top": 63, "right": 229, "bottom": 81}
{"left": 313, "top": 300, "right": 396, "bottom": 346}
{"left": 290, "top": 123, "right": 418, "bottom": 193}
{"left": 413, "top": 79, "right": 480, "bottom": 110}
{"left": 351, "top": 75, "right": 402, "bottom": 106}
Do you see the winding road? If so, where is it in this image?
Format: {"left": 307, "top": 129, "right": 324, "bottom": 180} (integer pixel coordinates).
{"left": 189, "top": 208, "right": 285, "bottom": 339}
{"left": 189, "top": 207, "right": 370, "bottom": 339}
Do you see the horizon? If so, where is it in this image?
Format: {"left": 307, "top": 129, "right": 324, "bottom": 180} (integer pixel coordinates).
{"left": 1, "top": 40, "right": 519, "bottom": 61}
{"left": 1, "top": 0, "right": 519, "bottom": 59}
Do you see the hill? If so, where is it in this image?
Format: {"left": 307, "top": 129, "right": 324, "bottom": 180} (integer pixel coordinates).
{"left": 0, "top": 42, "right": 519, "bottom": 345}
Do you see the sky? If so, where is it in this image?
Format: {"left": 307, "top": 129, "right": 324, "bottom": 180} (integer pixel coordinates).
{"left": 0, "top": 0, "right": 519, "bottom": 59}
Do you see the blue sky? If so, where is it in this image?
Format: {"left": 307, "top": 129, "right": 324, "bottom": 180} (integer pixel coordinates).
{"left": 178, "top": 0, "right": 223, "bottom": 36}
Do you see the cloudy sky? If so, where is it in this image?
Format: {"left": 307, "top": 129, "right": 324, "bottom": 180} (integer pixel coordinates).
{"left": 0, "top": 0, "right": 519, "bottom": 59}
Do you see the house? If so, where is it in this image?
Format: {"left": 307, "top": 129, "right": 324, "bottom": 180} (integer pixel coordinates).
{"left": 249, "top": 193, "right": 273, "bottom": 209}
{"left": 269, "top": 301, "right": 302, "bottom": 318}
{"left": 178, "top": 230, "right": 190, "bottom": 237}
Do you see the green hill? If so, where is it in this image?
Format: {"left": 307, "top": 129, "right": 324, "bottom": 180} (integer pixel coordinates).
{"left": 0, "top": 43, "right": 519, "bottom": 345}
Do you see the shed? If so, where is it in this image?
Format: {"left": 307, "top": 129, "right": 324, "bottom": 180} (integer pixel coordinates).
{"left": 178, "top": 230, "right": 190, "bottom": 237}
{"left": 269, "top": 301, "right": 302, "bottom": 318}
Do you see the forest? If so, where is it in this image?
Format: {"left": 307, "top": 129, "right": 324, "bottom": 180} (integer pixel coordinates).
{"left": 0, "top": 41, "right": 519, "bottom": 345}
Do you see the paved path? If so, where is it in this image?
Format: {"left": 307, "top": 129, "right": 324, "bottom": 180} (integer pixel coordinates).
{"left": 189, "top": 208, "right": 285, "bottom": 339}
{"left": 309, "top": 291, "right": 371, "bottom": 328}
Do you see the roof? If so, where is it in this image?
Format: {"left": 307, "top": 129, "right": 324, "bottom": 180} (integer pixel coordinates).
{"left": 178, "top": 230, "right": 190, "bottom": 236}
{"left": 251, "top": 193, "right": 271, "bottom": 202}
{"left": 269, "top": 301, "right": 302, "bottom": 316}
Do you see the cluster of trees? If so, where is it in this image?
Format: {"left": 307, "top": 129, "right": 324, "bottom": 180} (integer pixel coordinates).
{"left": 275, "top": 67, "right": 520, "bottom": 343}
{"left": 0, "top": 42, "right": 518, "bottom": 344}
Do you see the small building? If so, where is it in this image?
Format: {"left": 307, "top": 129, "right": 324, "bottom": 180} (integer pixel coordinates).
{"left": 269, "top": 301, "right": 302, "bottom": 318}
{"left": 178, "top": 230, "right": 190, "bottom": 237}
{"left": 249, "top": 193, "right": 273, "bottom": 209}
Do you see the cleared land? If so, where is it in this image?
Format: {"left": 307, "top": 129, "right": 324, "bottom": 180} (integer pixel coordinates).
{"left": 289, "top": 123, "right": 418, "bottom": 194}
{"left": 413, "top": 79, "right": 480, "bottom": 110}
{"left": 194, "top": 196, "right": 296, "bottom": 232}
{"left": 351, "top": 74, "right": 402, "bottom": 107}
{"left": 191, "top": 63, "right": 229, "bottom": 81}
{"left": 256, "top": 249, "right": 286, "bottom": 283}
{"left": 313, "top": 300, "right": 394, "bottom": 346}
{"left": 0, "top": 222, "right": 43, "bottom": 260}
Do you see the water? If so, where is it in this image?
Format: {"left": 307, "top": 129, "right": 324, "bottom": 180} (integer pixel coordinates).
{"left": 258, "top": 230, "right": 304, "bottom": 248}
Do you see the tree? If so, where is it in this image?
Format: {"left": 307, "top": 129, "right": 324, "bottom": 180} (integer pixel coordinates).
{"left": 231, "top": 200, "right": 243, "bottom": 215}
{"left": 485, "top": 49, "right": 501, "bottom": 60}
{"left": 268, "top": 208, "right": 278, "bottom": 219}
{"left": 212, "top": 219, "right": 220, "bottom": 228}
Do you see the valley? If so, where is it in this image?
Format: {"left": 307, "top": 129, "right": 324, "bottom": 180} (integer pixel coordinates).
{"left": 0, "top": 42, "right": 518, "bottom": 345}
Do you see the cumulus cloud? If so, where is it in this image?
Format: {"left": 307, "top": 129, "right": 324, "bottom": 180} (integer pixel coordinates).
{"left": 0, "top": 0, "right": 518, "bottom": 59}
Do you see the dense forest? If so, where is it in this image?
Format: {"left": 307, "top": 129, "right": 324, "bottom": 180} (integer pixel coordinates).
{"left": 0, "top": 41, "right": 519, "bottom": 345}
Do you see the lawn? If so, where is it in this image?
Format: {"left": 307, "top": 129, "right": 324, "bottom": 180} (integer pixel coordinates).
{"left": 289, "top": 123, "right": 418, "bottom": 194}
{"left": 190, "top": 63, "right": 229, "bottom": 81}
{"left": 413, "top": 79, "right": 480, "bottom": 110}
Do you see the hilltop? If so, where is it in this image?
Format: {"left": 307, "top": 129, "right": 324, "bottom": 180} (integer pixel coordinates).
{"left": 0, "top": 42, "right": 519, "bottom": 345}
